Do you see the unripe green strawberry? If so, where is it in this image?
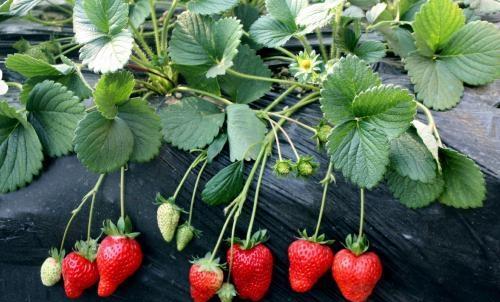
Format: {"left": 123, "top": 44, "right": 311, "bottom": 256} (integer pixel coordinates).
{"left": 217, "top": 282, "right": 237, "bottom": 302}
{"left": 156, "top": 193, "right": 182, "bottom": 242}
{"left": 40, "top": 248, "right": 64, "bottom": 286}
{"left": 273, "top": 159, "right": 293, "bottom": 177}
{"left": 315, "top": 123, "right": 332, "bottom": 144}
{"left": 295, "top": 156, "right": 319, "bottom": 177}
{"left": 176, "top": 222, "right": 196, "bottom": 251}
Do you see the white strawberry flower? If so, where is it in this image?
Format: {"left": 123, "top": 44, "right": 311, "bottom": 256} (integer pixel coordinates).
{"left": 0, "top": 69, "right": 8, "bottom": 96}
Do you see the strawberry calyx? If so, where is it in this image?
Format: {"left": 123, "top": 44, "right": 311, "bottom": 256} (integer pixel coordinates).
{"left": 236, "top": 229, "right": 269, "bottom": 250}
{"left": 73, "top": 239, "right": 98, "bottom": 262}
{"left": 48, "top": 247, "right": 65, "bottom": 263}
{"left": 190, "top": 252, "right": 224, "bottom": 272}
{"left": 102, "top": 216, "right": 140, "bottom": 239}
{"left": 217, "top": 282, "right": 237, "bottom": 302}
{"left": 344, "top": 234, "right": 369, "bottom": 256}
{"left": 154, "top": 193, "right": 186, "bottom": 213}
{"left": 313, "top": 120, "right": 332, "bottom": 145}
{"left": 178, "top": 222, "right": 202, "bottom": 238}
{"left": 293, "top": 156, "right": 319, "bottom": 177}
{"left": 297, "top": 229, "right": 334, "bottom": 245}
{"left": 273, "top": 159, "right": 293, "bottom": 177}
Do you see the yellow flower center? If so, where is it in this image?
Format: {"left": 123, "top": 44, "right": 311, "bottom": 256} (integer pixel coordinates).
{"left": 299, "top": 59, "right": 312, "bottom": 71}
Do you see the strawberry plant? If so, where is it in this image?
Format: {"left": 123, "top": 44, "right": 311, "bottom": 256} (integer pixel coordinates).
{"left": 0, "top": 0, "right": 498, "bottom": 300}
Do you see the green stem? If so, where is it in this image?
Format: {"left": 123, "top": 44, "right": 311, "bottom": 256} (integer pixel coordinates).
{"left": 56, "top": 44, "right": 81, "bottom": 59}
{"left": 209, "top": 206, "right": 237, "bottom": 262}
{"left": 313, "top": 161, "right": 333, "bottom": 238}
{"left": 172, "top": 86, "right": 233, "bottom": 106}
{"left": 416, "top": 102, "right": 443, "bottom": 147}
{"left": 130, "top": 25, "right": 156, "bottom": 59}
{"left": 173, "top": 153, "right": 205, "bottom": 199}
{"left": 149, "top": 0, "right": 162, "bottom": 56}
{"left": 357, "top": 188, "right": 365, "bottom": 241}
{"left": 263, "top": 85, "right": 297, "bottom": 113}
{"left": 245, "top": 152, "right": 269, "bottom": 242}
{"left": 395, "top": 0, "right": 401, "bottom": 22}
{"left": 315, "top": 29, "right": 328, "bottom": 62}
{"left": 47, "top": 0, "right": 73, "bottom": 14}
{"left": 269, "top": 119, "right": 300, "bottom": 161}
{"left": 276, "top": 47, "right": 296, "bottom": 58}
{"left": 297, "top": 35, "right": 313, "bottom": 54}
{"left": 277, "top": 93, "right": 320, "bottom": 115}
{"left": 268, "top": 118, "right": 283, "bottom": 161}
{"left": 59, "top": 174, "right": 106, "bottom": 252}
{"left": 161, "top": 0, "right": 178, "bottom": 54}
{"left": 6, "top": 82, "right": 23, "bottom": 90}
{"left": 120, "top": 166, "right": 126, "bottom": 219}
{"left": 331, "top": 0, "right": 345, "bottom": 60}
{"left": 188, "top": 160, "right": 208, "bottom": 226}
{"left": 263, "top": 56, "right": 295, "bottom": 62}
{"left": 267, "top": 112, "right": 317, "bottom": 133}
{"left": 87, "top": 174, "right": 106, "bottom": 241}
{"left": 133, "top": 43, "right": 150, "bottom": 63}
{"left": 227, "top": 210, "right": 238, "bottom": 280}
{"left": 226, "top": 68, "right": 319, "bottom": 91}
{"left": 25, "top": 15, "right": 72, "bottom": 26}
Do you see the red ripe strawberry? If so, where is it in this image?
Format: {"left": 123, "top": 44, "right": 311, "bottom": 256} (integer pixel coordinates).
{"left": 227, "top": 230, "right": 273, "bottom": 301}
{"left": 332, "top": 235, "right": 382, "bottom": 302}
{"left": 61, "top": 240, "right": 99, "bottom": 299}
{"left": 288, "top": 231, "right": 334, "bottom": 293}
{"left": 97, "top": 217, "right": 143, "bottom": 297}
{"left": 189, "top": 253, "right": 224, "bottom": 302}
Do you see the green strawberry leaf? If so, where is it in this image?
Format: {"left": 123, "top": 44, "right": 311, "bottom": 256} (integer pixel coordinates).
{"left": 406, "top": 1, "right": 500, "bottom": 110}
{"left": 219, "top": 45, "right": 272, "bottom": 104}
{"left": 353, "top": 40, "right": 386, "bottom": 63}
{"left": 412, "top": 120, "right": 441, "bottom": 170}
{"left": 321, "top": 55, "right": 381, "bottom": 125}
{"left": 266, "top": 0, "right": 307, "bottom": 27}
{"left": 94, "top": 71, "right": 135, "bottom": 119}
{"left": 327, "top": 120, "right": 389, "bottom": 189}
{"left": 352, "top": 84, "right": 416, "bottom": 139}
{"left": 296, "top": 0, "right": 337, "bottom": 34}
{"left": 412, "top": 0, "right": 465, "bottom": 56}
{"left": 389, "top": 129, "right": 437, "bottom": 182}
{"left": 405, "top": 54, "right": 464, "bottom": 110}
{"left": 249, "top": 15, "right": 297, "bottom": 48}
{"left": 169, "top": 12, "right": 243, "bottom": 78}
{"left": 159, "top": 97, "right": 225, "bottom": 151}
{"left": 18, "top": 56, "right": 92, "bottom": 102}
{"left": 234, "top": 4, "right": 261, "bottom": 31}
{"left": 5, "top": 54, "right": 74, "bottom": 78}
{"left": 207, "top": 133, "right": 227, "bottom": 163}
{"left": 349, "top": 0, "right": 378, "bottom": 9}
{"left": 0, "top": 101, "right": 43, "bottom": 193}
{"left": 226, "top": 104, "right": 267, "bottom": 161}
{"left": 129, "top": 0, "right": 150, "bottom": 28}
{"left": 83, "top": 0, "right": 129, "bottom": 36}
{"left": 202, "top": 161, "right": 244, "bottom": 205}
{"left": 9, "top": 0, "right": 43, "bottom": 16}
{"left": 440, "top": 21, "right": 500, "bottom": 86}
{"left": 117, "top": 99, "right": 162, "bottom": 163}
{"left": 176, "top": 65, "right": 221, "bottom": 95}
{"left": 73, "top": 0, "right": 133, "bottom": 73}
{"left": 187, "top": 0, "right": 239, "bottom": 15}
{"left": 386, "top": 169, "right": 444, "bottom": 208}
{"left": 57, "top": 56, "right": 93, "bottom": 100}
{"left": 379, "top": 26, "right": 416, "bottom": 58}
{"left": 438, "top": 148, "right": 486, "bottom": 208}
{"left": 74, "top": 111, "right": 134, "bottom": 173}
{"left": 26, "top": 80, "right": 85, "bottom": 157}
